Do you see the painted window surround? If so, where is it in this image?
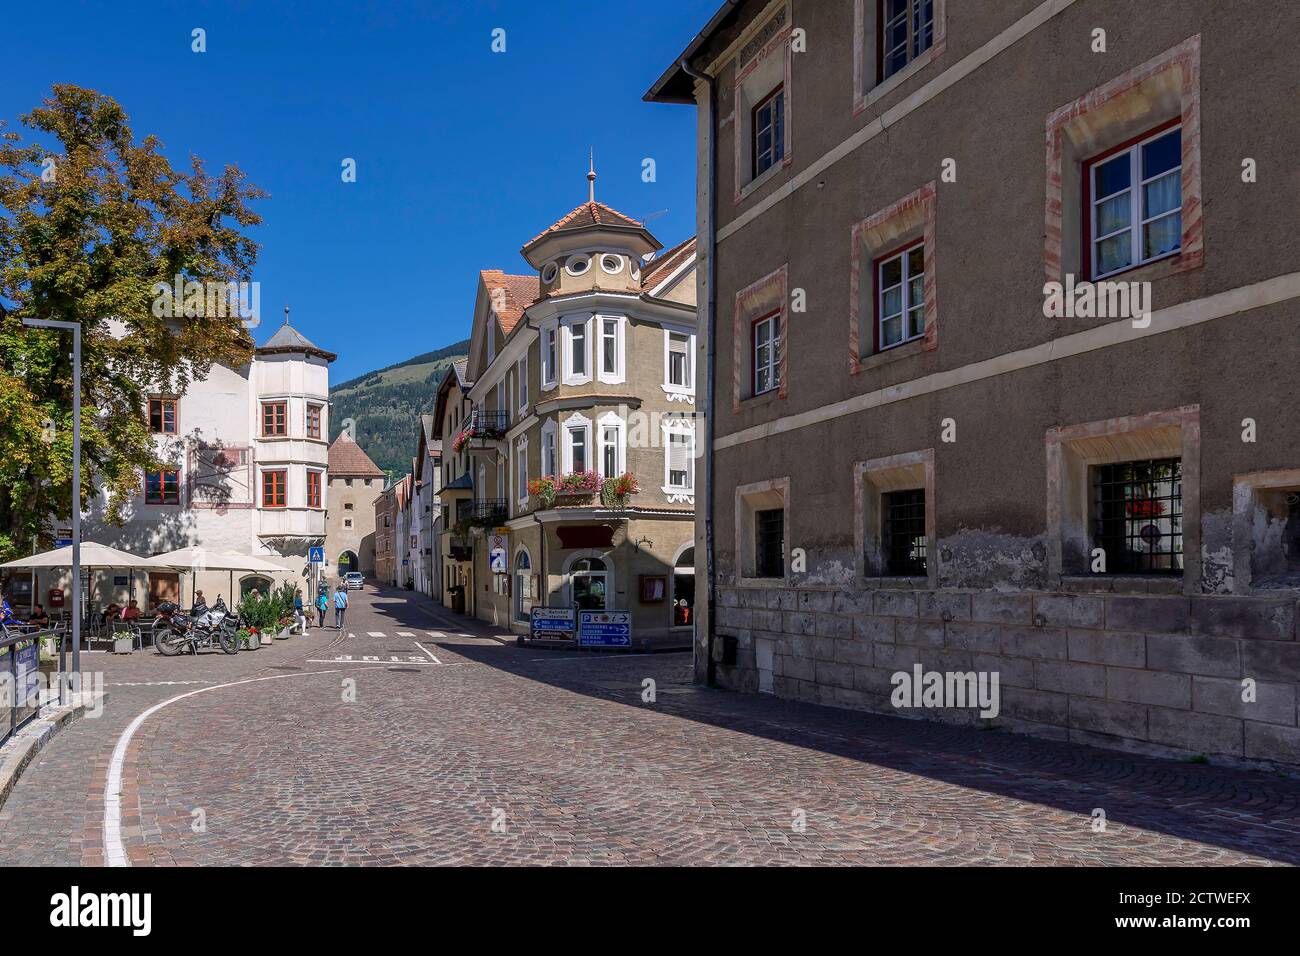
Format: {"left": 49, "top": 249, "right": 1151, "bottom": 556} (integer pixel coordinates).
{"left": 849, "top": 181, "right": 938, "bottom": 374}
{"left": 735, "top": 476, "right": 790, "bottom": 587}
{"left": 1044, "top": 35, "right": 1203, "bottom": 286}
{"left": 733, "top": 6, "right": 793, "bottom": 204}
{"left": 853, "top": 448, "right": 937, "bottom": 588}
{"left": 662, "top": 324, "right": 696, "bottom": 403}
{"left": 852, "top": 0, "right": 948, "bottom": 116}
{"left": 732, "top": 264, "right": 789, "bottom": 413}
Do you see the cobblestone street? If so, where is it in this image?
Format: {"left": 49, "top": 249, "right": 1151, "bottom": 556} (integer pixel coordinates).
{"left": 1, "top": 583, "right": 1298, "bottom": 866}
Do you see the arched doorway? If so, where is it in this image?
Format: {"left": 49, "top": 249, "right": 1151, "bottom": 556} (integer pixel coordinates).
{"left": 672, "top": 546, "right": 695, "bottom": 629}
{"left": 514, "top": 548, "right": 534, "bottom": 623}
{"left": 337, "top": 551, "right": 359, "bottom": 577}
{"left": 240, "top": 575, "right": 273, "bottom": 600}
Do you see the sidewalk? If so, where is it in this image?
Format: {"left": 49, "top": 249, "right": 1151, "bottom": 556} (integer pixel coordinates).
{"left": 367, "top": 579, "right": 692, "bottom": 653}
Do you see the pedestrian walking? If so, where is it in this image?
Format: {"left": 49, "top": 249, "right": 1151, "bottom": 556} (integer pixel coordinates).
{"left": 293, "top": 589, "right": 306, "bottom": 634}
{"left": 333, "top": 585, "right": 348, "bottom": 629}
{"left": 315, "top": 589, "right": 328, "bottom": 628}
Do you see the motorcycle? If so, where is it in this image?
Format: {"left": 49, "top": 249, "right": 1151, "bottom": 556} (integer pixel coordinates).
{"left": 153, "top": 597, "right": 239, "bottom": 656}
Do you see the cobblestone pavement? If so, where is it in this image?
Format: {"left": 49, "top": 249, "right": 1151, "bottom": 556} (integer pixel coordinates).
{"left": 1, "top": 582, "right": 1298, "bottom": 866}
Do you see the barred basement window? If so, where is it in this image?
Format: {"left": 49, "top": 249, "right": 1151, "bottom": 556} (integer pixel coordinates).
{"left": 755, "top": 507, "right": 785, "bottom": 579}
{"left": 1093, "top": 457, "right": 1183, "bottom": 574}
{"left": 882, "top": 488, "right": 926, "bottom": 576}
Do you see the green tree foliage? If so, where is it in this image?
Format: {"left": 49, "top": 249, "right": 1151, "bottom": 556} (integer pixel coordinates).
{"left": 0, "top": 86, "right": 265, "bottom": 560}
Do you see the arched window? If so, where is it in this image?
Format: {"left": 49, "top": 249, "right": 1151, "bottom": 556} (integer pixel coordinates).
{"left": 568, "top": 556, "right": 609, "bottom": 611}
{"left": 672, "top": 547, "right": 695, "bottom": 628}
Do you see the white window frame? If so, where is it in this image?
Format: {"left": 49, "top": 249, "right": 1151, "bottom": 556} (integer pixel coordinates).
{"left": 540, "top": 419, "right": 557, "bottom": 479}
{"left": 516, "top": 437, "right": 529, "bottom": 506}
{"left": 514, "top": 547, "right": 534, "bottom": 623}
{"left": 562, "top": 314, "right": 592, "bottom": 385}
{"left": 517, "top": 353, "right": 529, "bottom": 412}
{"left": 877, "top": 241, "right": 926, "bottom": 351}
{"left": 540, "top": 322, "right": 559, "bottom": 390}
{"left": 662, "top": 325, "right": 695, "bottom": 399}
{"left": 563, "top": 551, "right": 613, "bottom": 611}
{"left": 597, "top": 411, "right": 625, "bottom": 478}
{"left": 497, "top": 455, "right": 506, "bottom": 504}
{"left": 497, "top": 378, "right": 507, "bottom": 424}
{"left": 562, "top": 412, "right": 592, "bottom": 475}
{"left": 662, "top": 418, "right": 696, "bottom": 495}
{"left": 1089, "top": 124, "right": 1183, "bottom": 281}
{"left": 596, "top": 314, "right": 625, "bottom": 385}
{"left": 753, "top": 312, "right": 781, "bottom": 396}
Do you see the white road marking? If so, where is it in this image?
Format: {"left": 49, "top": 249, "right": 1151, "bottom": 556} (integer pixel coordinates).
{"left": 414, "top": 641, "right": 441, "bottom": 664}
{"left": 104, "top": 669, "right": 344, "bottom": 867}
{"left": 366, "top": 631, "right": 385, "bottom": 637}
{"left": 306, "top": 657, "right": 438, "bottom": 665}
{"left": 396, "top": 631, "right": 416, "bottom": 637}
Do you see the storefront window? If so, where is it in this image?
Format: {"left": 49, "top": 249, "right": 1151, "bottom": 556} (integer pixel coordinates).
{"left": 515, "top": 550, "right": 534, "bottom": 622}
{"left": 570, "top": 557, "right": 608, "bottom": 610}
{"left": 673, "top": 548, "right": 695, "bottom": 628}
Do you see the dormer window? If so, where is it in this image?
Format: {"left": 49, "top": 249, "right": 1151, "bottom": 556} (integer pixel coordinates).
{"left": 599, "top": 254, "right": 624, "bottom": 275}
{"left": 541, "top": 262, "right": 559, "bottom": 284}
{"left": 566, "top": 254, "right": 591, "bottom": 277}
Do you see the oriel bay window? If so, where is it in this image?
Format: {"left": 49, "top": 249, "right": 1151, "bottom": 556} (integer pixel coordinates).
{"left": 144, "top": 470, "right": 180, "bottom": 505}
{"left": 261, "top": 401, "right": 287, "bottom": 437}
{"left": 262, "top": 469, "right": 287, "bottom": 508}
{"left": 1086, "top": 122, "right": 1182, "bottom": 279}
{"left": 752, "top": 84, "right": 785, "bottom": 178}
{"left": 876, "top": 240, "right": 925, "bottom": 351}
{"left": 753, "top": 311, "right": 781, "bottom": 395}
{"left": 880, "top": 0, "right": 935, "bottom": 82}
{"left": 307, "top": 470, "right": 322, "bottom": 508}
{"left": 1093, "top": 458, "right": 1183, "bottom": 574}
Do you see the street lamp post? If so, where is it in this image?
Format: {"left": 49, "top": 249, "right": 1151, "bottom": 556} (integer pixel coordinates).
{"left": 22, "top": 318, "right": 81, "bottom": 700}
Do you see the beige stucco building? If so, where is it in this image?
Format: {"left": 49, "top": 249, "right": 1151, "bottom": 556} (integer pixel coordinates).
{"left": 434, "top": 182, "right": 700, "bottom": 645}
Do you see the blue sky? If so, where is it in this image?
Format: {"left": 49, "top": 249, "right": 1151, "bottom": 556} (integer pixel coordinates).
{"left": 0, "top": 0, "right": 714, "bottom": 382}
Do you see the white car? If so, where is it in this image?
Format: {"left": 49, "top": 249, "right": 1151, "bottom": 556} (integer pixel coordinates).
{"left": 343, "top": 572, "right": 364, "bottom": 590}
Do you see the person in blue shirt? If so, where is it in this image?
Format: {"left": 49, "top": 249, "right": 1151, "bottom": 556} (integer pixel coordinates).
{"left": 333, "top": 586, "right": 348, "bottom": 629}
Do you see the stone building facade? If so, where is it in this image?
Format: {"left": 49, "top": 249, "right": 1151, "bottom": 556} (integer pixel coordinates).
{"left": 650, "top": 0, "right": 1300, "bottom": 768}
{"left": 324, "top": 433, "right": 385, "bottom": 577}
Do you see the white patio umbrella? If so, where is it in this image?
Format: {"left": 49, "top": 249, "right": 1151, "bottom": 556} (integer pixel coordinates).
{"left": 0, "top": 542, "right": 157, "bottom": 625}
{"left": 144, "top": 547, "right": 294, "bottom": 606}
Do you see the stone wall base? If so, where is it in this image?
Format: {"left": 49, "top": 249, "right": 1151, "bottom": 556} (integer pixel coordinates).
{"left": 713, "top": 585, "right": 1300, "bottom": 770}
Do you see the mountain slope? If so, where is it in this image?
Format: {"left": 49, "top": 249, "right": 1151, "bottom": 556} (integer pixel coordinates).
{"left": 329, "top": 339, "right": 468, "bottom": 482}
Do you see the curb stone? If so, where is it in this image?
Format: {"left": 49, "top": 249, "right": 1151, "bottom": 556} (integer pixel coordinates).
{"left": 0, "top": 692, "right": 109, "bottom": 813}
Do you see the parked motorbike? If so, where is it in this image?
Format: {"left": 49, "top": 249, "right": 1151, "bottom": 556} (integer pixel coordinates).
{"left": 153, "top": 597, "right": 238, "bottom": 655}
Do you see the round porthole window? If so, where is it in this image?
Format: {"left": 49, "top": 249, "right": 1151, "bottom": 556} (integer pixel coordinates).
{"left": 541, "top": 262, "right": 559, "bottom": 284}
{"left": 565, "top": 254, "right": 591, "bottom": 276}
{"left": 599, "top": 254, "right": 623, "bottom": 275}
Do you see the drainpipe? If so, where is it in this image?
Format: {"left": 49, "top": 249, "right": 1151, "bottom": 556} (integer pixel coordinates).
{"left": 678, "top": 55, "right": 718, "bottom": 687}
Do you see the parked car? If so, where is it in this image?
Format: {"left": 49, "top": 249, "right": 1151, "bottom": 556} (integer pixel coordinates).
{"left": 344, "top": 572, "right": 364, "bottom": 590}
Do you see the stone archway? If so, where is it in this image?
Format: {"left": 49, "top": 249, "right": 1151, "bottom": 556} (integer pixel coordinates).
{"left": 337, "top": 551, "right": 359, "bottom": 576}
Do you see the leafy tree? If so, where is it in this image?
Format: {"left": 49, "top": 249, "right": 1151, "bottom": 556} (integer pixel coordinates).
{"left": 0, "top": 85, "right": 265, "bottom": 560}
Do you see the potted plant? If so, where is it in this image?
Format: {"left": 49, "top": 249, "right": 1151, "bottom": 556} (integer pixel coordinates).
{"left": 236, "top": 627, "right": 258, "bottom": 651}
{"left": 601, "top": 472, "right": 640, "bottom": 510}
{"left": 256, "top": 626, "right": 273, "bottom": 647}
{"left": 529, "top": 475, "right": 558, "bottom": 509}
{"left": 112, "top": 630, "right": 135, "bottom": 655}
{"left": 554, "top": 470, "right": 603, "bottom": 503}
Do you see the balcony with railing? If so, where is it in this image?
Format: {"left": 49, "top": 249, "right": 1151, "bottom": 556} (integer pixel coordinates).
{"left": 452, "top": 410, "right": 508, "bottom": 454}
{"left": 466, "top": 497, "right": 508, "bottom": 526}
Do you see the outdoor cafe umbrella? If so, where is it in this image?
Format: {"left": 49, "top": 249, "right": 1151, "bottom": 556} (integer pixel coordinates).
{"left": 143, "top": 547, "right": 291, "bottom": 607}
{"left": 0, "top": 542, "right": 157, "bottom": 609}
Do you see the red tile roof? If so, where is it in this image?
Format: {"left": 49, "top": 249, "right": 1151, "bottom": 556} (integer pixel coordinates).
{"left": 480, "top": 270, "right": 540, "bottom": 335}
{"left": 641, "top": 235, "right": 697, "bottom": 291}
{"left": 522, "top": 201, "right": 646, "bottom": 250}
{"left": 328, "top": 433, "right": 386, "bottom": 478}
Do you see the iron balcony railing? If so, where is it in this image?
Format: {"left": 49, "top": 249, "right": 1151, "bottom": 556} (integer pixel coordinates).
{"left": 468, "top": 498, "right": 509, "bottom": 524}
{"left": 467, "top": 409, "right": 508, "bottom": 440}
